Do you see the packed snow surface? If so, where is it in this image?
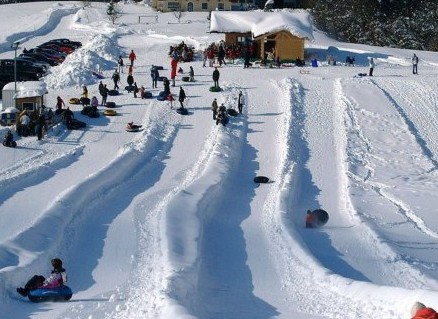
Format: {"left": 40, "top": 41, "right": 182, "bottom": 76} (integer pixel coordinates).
{"left": 1, "top": 2, "right": 438, "bottom": 319}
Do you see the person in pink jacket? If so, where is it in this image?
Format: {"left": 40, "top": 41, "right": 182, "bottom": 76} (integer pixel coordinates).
{"left": 17, "top": 258, "right": 67, "bottom": 297}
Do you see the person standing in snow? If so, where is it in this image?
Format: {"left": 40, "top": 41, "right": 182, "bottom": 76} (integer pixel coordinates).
{"left": 63, "top": 107, "right": 74, "bottom": 130}
{"left": 171, "top": 58, "right": 178, "bottom": 87}
{"left": 217, "top": 44, "right": 226, "bottom": 66}
{"left": 211, "top": 98, "right": 218, "bottom": 120}
{"left": 118, "top": 55, "right": 124, "bottom": 73}
{"left": 212, "top": 67, "right": 220, "bottom": 88}
{"left": 81, "top": 86, "right": 89, "bottom": 106}
{"left": 189, "top": 66, "right": 195, "bottom": 82}
{"left": 163, "top": 77, "right": 171, "bottom": 96}
{"left": 133, "top": 82, "right": 139, "bottom": 98}
{"left": 202, "top": 49, "right": 207, "bottom": 67}
{"left": 112, "top": 70, "right": 120, "bottom": 90}
{"left": 101, "top": 84, "right": 108, "bottom": 106}
{"left": 128, "top": 50, "right": 136, "bottom": 67}
{"left": 412, "top": 53, "right": 419, "bottom": 75}
{"left": 238, "top": 91, "right": 245, "bottom": 114}
{"left": 127, "top": 74, "right": 134, "bottom": 92}
{"left": 151, "top": 66, "right": 159, "bottom": 88}
{"left": 178, "top": 86, "right": 186, "bottom": 108}
{"left": 368, "top": 57, "right": 375, "bottom": 76}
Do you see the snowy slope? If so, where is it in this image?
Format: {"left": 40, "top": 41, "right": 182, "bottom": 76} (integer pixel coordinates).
{"left": 1, "top": 2, "right": 438, "bottom": 319}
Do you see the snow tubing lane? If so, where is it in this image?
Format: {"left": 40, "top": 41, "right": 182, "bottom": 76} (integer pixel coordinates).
{"left": 28, "top": 285, "right": 73, "bottom": 302}
{"left": 104, "top": 109, "right": 117, "bottom": 116}
{"left": 254, "top": 176, "right": 269, "bottom": 183}
{"left": 209, "top": 86, "right": 221, "bottom": 92}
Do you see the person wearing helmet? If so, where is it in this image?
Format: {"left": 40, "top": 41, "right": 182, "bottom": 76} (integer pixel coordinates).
{"left": 17, "top": 258, "right": 67, "bottom": 297}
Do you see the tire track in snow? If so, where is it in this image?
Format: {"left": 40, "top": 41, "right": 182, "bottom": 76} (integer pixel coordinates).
{"left": 260, "top": 77, "right": 438, "bottom": 318}
{"left": 373, "top": 78, "right": 438, "bottom": 169}
{"left": 0, "top": 107, "right": 182, "bottom": 315}
{"left": 344, "top": 78, "right": 438, "bottom": 241}
{"left": 108, "top": 83, "right": 267, "bottom": 319}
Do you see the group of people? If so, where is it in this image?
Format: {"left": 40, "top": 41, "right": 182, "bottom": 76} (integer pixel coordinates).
{"left": 168, "top": 41, "right": 195, "bottom": 62}
{"left": 367, "top": 53, "right": 418, "bottom": 76}
{"left": 210, "top": 91, "right": 245, "bottom": 126}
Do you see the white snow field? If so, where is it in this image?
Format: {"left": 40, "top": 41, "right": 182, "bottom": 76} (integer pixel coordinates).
{"left": 1, "top": 2, "right": 438, "bottom": 319}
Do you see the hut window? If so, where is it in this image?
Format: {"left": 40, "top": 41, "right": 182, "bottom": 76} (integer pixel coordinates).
{"left": 22, "top": 102, "right": 34, "bottom": 111}
{"left": 217, "top": 3, "right": 224, "bottom": 10}
{"left": 201, "top": 2, "right": 208, "bottom": 9}
{"left": 167, "top": 2, "right": 180, "bottom": 10}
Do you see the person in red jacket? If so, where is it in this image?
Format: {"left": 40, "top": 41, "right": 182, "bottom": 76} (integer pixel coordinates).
{"left": 411, "top": 302, "right": 438, "bottom": 319}
{"left": 128, "top": 49, "right": 136, "bottom": 67}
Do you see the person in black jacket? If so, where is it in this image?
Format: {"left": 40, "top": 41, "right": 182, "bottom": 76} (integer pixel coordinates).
{"left": 212, "top": 67, "right": 220, "bottom": 88}
{"left": 127, "top": 74, "right": 134, "bottom": 92}
{"left": 112, "top": 70, "right": 120, "bottom": 90}
{"left": 178, "top": 86, "right": 186, "bottom": 108}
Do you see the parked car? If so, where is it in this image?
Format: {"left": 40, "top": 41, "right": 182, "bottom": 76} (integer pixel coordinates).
{"left": 25, "top": 48, "right": 65, "bottom": 63}
{"left": 0, "top": 71, "right": 39, "bottom": 84}
{"left": 46, "top": 38, "right": 82, "bottom": 49}
{"left": 16, "top": 56, "right": 51, "bottom": 71}
{"left": 38, "top": 42, "right": 74, "bottom": 54}
{"left": 0, "top": 59, "right": 45, "bottom": 78}
{"left": 19, "top": 53, "right": 60, "bottom": 66}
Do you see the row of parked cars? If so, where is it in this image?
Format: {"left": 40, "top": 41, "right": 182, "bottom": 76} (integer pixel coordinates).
{"left": 0, "top": 38, "right": 82, "bottom": 96}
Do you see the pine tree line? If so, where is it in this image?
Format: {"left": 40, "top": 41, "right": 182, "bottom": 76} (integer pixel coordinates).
{"left": 312, "top": 0, "right": 438, "bottom": 51}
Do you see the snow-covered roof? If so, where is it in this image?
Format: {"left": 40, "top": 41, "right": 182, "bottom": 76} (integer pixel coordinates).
{"left": 3, "top": 81, "right": 48, "bottom": 98}
{"left": 209, "top": 10, "right": 314, "bottom": 40}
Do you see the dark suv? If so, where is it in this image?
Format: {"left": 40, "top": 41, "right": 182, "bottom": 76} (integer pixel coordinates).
{"left": 0, "top": 59, "right": 45, "bottom": 78}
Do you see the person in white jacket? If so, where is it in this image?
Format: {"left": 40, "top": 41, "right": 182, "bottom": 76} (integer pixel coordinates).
{"left": 369, "top": 57, "right": 375, "bottom": 76}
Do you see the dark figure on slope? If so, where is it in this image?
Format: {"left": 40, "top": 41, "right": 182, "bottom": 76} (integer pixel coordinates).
{"left": 178, "top": 86, "right": 186, "bottom": 108}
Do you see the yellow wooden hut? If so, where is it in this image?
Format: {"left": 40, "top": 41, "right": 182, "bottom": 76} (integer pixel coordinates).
{"left": 209, "top": 11, "right": 314, "bottom": 61}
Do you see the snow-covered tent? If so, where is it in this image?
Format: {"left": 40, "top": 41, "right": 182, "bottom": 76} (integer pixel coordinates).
{"left": 209, "top": 10, "right": 314, "bottom": 61}
{"left": 1, "top": 81, "right": 48, "bottom": 114}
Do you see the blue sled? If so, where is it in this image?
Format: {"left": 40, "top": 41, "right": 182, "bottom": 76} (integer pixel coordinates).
{"left": 28, "top": 285, "right": 73, "bottom": 302}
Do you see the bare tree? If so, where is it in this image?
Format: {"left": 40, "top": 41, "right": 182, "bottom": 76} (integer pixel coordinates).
{"left": 107, "top": 0, "right": 123, "bottom": 24}
{"left": 173, "top": 9, "right": 184, "bottom": 23}
{"left": 81, "top": 0, "right": 91, "bottom": 8}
